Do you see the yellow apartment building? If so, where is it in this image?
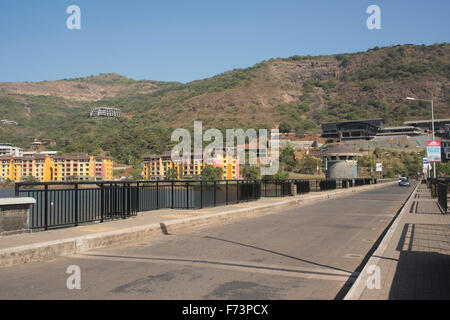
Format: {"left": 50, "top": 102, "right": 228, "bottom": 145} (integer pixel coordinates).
{"left": 142, "top": 150, "right": 239, "bottom": 180}
{"left": 0, "top": 154, "right": 114, "bottom": 182}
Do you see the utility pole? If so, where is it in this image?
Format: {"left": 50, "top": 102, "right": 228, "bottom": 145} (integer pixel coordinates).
{"left": 406, "top": 97, "right": 436, "bottom": 178}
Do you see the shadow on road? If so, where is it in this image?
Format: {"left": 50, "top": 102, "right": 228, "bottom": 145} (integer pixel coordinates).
{"left": 203, "top": 235, "right": 353, "bottom": 274}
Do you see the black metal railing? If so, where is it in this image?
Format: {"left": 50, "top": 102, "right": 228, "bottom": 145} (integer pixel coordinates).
{"left": 15, "top": 177, "right": 379, "bottom": 231}
{"left": 427, "top": 178, "right": 449, "bottom": 214}
{"left": 261, "top": 180, "right": 292, "bottom": 197}
{"left": 15, "top": 180, "right": 262, "bottom": 230}
{"left": 294, "top": 178, "right": 373, "bottom": 193}
{"left": 295, "top": 180, "right": 310, "bottom": 194}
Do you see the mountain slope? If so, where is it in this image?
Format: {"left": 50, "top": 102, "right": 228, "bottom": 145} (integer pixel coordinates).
{"left": 0, "top": 43, "right": 449, "bottom": 163}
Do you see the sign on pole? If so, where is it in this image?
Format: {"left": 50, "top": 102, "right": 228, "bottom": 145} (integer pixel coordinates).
{"left": 376, "top": 163, "right": 382, "bottom": 172}
{"left": 426, "top": 141, "right": 441, "bottom": 162}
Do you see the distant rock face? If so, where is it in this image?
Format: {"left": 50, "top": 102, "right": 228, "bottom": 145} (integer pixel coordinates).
{"left": 272, "top": 59, "right": 339, "bottom": 83}
{"left": 0, "top": 76, "right": 161, "bottom": 102}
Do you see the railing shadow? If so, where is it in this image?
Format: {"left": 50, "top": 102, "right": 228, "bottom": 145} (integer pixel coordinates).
{"left": 389, "top": 223, "right": 450, "bottom": 299}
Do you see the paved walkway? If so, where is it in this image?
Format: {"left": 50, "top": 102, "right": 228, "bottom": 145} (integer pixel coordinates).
{"left": 0, "top": 197, "right": 287, "bottom": 251}
{"left": 348, "top": 182, "right": 450, "bottom": 300}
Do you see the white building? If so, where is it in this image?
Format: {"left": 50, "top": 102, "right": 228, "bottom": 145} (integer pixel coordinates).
{"left": 22, "top": 151, "right": 58, "bottom": 157}
{"left": 89, "top": 107, "right": 122, "bottom": 118}
{"left": 0, "top": 143, "right": 23, "bottom": 157}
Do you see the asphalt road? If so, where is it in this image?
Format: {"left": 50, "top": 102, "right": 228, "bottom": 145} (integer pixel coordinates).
{"left": 0, "top": 183, "right": 416, "bottom": 300}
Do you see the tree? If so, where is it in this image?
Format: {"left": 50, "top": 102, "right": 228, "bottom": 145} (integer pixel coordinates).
{"left": 2, "top": 178, "right": 13, "bottom": 186}
{"left": 279, "top": 122, "right": 291, "bottom": 133}
{"left": 165, "top": 167, "right": 179, "bottom": 180}
{"left": 298, "top": 155, "right": 320, "bottom": 174}
{"left": 201, "top": 165, "right": 223, "bottom": 181}
{"left": 374, "top": 147, "right": 382, "bottom": 158}
{"left": 280, "top": 146, "right": 297, "bottom": 170}
{"left": 436, "top": 162, "right": 450, "bottom": 177}
{"left": 241, "top": 166, "right": 261, "bottom": 180}
{"left": 262, "top": 170, "right": 289, "bottom": 181}
{"left": 130, "top": 165, "right": 143, "bottom": 180}
{"left": 66, "top": 175, "right": 79, "bottom": 182}
{"left": 23, "top": 176, "right": 38, "bottom": 183}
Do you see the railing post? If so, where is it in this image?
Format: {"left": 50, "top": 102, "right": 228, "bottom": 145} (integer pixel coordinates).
{"left": 136, "top": 182, "right": 140, "bottom": 213}
{"left": 226, "top": 180, "right": 228, "bottom": 205}
{"left": 101, "top": 183, "right": 104, "bottom": 222}
{"left": 247, "top": 181, "right": 249, "bottom": 201}
{"left": 15, "top": 183, "right": 19, "bottom": 197}
{"left": 75, "top": 184, "right": 79, "bottom": 226}
{"left": 200, "top": 180, "right": 203, "bottom": 209}
{"left": 214, "top": 181, "right": 216, "bottom": 207}
{"left": 44, "top": 184, "right": 48, "bottom": 230}
{"left": 237, "top": 180, "right": 240, "bottom": 203}
{"left": 156, "top": 181, "right": 159, "bottom": 209}
{"left": 122, "top": 183, "right": 126, "bottom": 218}
{"left": 127, "top": 183, "right": 131, "bottom": 216}
{"left": 276, "top": 181, "right": 279, "bottom": 197}
{"left": 186, "top": 181, "right": 189, "bottom": 209}
{"left": 171, "top": 181, "right": 174, "bottom": 209}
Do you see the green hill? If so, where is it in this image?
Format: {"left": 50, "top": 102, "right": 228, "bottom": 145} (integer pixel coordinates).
{"left": 0, "top": 43, "right": 449, "bottom": 163}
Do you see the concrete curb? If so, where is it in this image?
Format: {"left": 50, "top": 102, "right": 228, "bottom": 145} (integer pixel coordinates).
{"left": 343, "top": 182, "right": 420, "bottom": 300}
{"left": 0, "top": 197, "right": 36, "bottom": 206}
{"left": 0, "top": 181, "right": 396, "bottom": 268}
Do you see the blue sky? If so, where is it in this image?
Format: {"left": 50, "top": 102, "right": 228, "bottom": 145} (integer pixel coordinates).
{"left": 0, "top": 0, "right": 449, "bottom": 83}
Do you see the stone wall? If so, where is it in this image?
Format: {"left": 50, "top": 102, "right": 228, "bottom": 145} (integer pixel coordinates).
{"left": 0, "top": 198, "right": 35, "bottom": 236}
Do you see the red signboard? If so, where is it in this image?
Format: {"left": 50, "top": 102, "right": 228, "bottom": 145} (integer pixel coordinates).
{"left": 427, "top": 140, "right": 441, "bottom": 162}
{"left": 427, "top": 140, "right": 441, "bottom": 147}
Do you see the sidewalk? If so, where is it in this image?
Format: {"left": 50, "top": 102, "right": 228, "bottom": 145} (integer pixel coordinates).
{"left": 346, "top": 182, "right": 450, "bottom": 300}
{"left": 0, "top": 182, "right": 393, "bottom": 268}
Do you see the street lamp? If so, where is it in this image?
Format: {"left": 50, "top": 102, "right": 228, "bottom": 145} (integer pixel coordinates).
{"left": 406, "top": 96, "right": 436, "bottom": 178}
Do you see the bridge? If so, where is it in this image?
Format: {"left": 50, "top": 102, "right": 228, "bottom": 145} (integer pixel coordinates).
{"left": 0, "top": 178, "right": 448, "bottom": 300}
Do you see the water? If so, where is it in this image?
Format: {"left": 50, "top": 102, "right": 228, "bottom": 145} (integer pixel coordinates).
{"left": 0, "top": 189, "right": 14, "bottom": 198}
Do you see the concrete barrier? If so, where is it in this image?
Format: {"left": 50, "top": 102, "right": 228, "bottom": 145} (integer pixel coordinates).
{"left": 0, "top": 197, "right": 35, "bottom": 236}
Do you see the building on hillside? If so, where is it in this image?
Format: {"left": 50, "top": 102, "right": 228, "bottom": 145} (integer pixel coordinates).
{"left": 0, "top": 119, "right": 18, "bottom": 126}
{"left": 377, "top": 126, "right": 422, "bottom": 136}
{"left": 22, "top": 150, "right": 59, "bottom": 157}
{"left": 0, "top": 154, "right": 114, "bottom": 182}
{"left": 441, "top": 140, "right": 450, "bottom": 163}
{"left": 41, "top": 139, "right": 57, "bottom": 146}
{"left": 31, "top": 142, "right": 43, "bottom": 149}
{"left": 143, "top": 150, "right": 239, "bottom": 180}
{"left": 0, "top": 143, "right": 23, "bottom": 157}
{"left": 89, "top": 107, "right": 122, "bottom": 118}
{"left": 320, "top": 144, "right": 362, "bottom": 180}
{"left": 321, "top": 119, "right": 384, "bottom": 140}
{"left": 320, "top": 118, "right": 450, "bottom": 140}
{"left": 403, "top": 119, "right": 450, "bottom": 138}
